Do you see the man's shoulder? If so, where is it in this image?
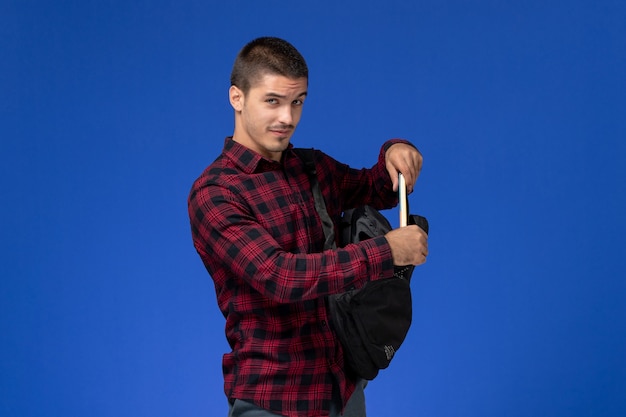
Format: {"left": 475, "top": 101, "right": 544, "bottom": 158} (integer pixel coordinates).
{"left": 189, "top": 153, "right": 241, "bottom": 196}
{"left": 206, "top": 153, "right": 239, "bottom": 176}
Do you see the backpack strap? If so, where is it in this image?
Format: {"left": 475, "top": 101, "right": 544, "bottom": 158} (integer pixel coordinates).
{"left": 293, "top": 148, "right": 337, "bottom": 250}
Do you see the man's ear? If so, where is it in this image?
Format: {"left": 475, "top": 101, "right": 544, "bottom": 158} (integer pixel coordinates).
{"left": 229, "top": 85, "right": 244, "bottom": 111}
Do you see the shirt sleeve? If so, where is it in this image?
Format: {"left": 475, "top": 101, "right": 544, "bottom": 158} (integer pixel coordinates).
{"left": 189, "top": 180, "right": 395, "bottom": 305}
{"left": 315, "top": 138, "right": 417, "bottom": 214}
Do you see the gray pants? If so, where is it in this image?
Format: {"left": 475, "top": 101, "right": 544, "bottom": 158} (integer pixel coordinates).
{"left": 227, "top": 380, "right": 367, "bottom": 417}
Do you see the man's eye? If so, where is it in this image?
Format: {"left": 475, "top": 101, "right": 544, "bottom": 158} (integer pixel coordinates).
{"left": 293, "top": 99, "right": 303, "bottom": 106}
{"left": 266, "top": 98, "right": 278, "bottom": 104}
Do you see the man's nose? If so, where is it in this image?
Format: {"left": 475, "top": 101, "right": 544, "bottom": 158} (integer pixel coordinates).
{"left": 278, "top": 105, "right": 293, "bottom": 126}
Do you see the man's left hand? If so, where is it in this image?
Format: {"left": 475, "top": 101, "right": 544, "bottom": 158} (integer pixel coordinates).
{"left": 385, "top": 143, "right": 423, "bottom": 193}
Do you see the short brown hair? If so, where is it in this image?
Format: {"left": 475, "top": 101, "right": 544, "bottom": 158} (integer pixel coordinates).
{"left": 230, "top": 37, "right": 308, "bottom": 94}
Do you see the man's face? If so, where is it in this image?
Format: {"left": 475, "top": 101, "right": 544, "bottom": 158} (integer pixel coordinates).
{"left": 230, "top": 73, "right": 308, "bottom": 161}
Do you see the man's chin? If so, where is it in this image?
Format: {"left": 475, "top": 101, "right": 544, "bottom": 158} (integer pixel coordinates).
{"left": 270, "top": 135, "right": 293, "bottom": 150}
{"left": 260, "top": 138, "right": 291, "bottom": 159}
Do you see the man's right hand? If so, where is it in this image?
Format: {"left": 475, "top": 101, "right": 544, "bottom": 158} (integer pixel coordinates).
{"left": 385, "top": 225, "right": 428, "bottom": 266}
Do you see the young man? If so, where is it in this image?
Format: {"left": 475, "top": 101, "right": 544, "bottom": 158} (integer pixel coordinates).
{"left": 188, "top": 37, "right": 428, "bottom": 417}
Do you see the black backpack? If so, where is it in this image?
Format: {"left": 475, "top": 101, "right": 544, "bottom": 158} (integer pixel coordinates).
{"left": 295, "top": 148, "right": 429, "bottom": 380}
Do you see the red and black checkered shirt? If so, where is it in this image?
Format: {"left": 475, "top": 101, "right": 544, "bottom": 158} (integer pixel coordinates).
{"left": 188, "top": 137, "right": 406, "bottom": 417}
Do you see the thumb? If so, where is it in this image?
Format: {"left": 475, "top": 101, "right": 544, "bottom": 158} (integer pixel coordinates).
{"left": 388, "top": 165, "right": 399, "bottom": 192}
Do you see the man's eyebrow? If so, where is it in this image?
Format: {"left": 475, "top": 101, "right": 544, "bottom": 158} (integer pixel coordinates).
{"left": 265, "top": 91, "right": 308, "bottom": 98}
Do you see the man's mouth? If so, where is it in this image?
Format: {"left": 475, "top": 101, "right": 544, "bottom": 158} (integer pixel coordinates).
{"left": 269, "top": 128, "right": 292, "bottom": 137}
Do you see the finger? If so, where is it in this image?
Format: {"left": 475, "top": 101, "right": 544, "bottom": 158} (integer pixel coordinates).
{"left": 401, "top": 165, "right": 416, "bottom": 193}
{"left": 407, "top": 155, "right": 423, "bottom": 192}
{"left": 414, "top": 155, "right": 423, "bottom": 179}
{"left": 387, "top": 165, "right": 399, "bottom": 191}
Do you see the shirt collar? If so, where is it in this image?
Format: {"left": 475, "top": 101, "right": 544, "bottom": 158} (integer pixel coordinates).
{"left": 222, "top": 137, "right": 293, "bottom": 174}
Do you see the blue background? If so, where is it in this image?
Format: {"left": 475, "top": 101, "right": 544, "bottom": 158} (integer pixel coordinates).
{"left": 2, "top": 1, "right": 625, "bottom": 416}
